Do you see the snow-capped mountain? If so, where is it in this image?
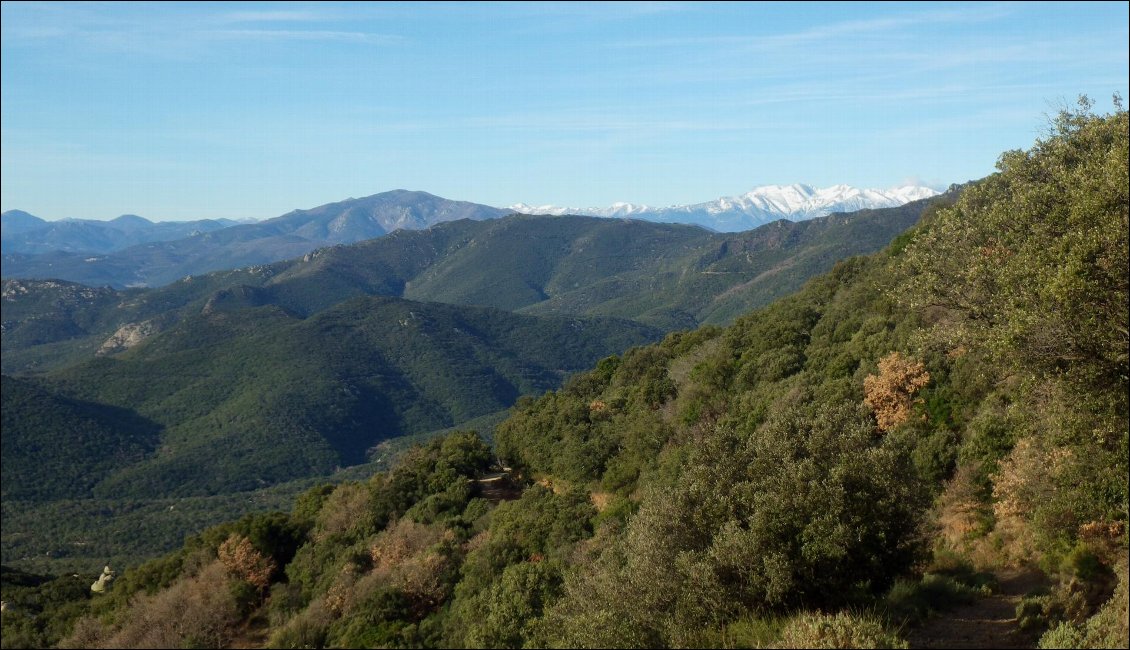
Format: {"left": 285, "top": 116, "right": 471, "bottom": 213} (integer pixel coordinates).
{"left": 508, "top": 201, "right": 658, "bottom": 218}
{"left": 509, "top": 184, "right": 940, "bottom": 232}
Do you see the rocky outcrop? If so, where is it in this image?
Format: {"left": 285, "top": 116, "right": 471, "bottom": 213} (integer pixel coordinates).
{"left": 90, "top": 566, "right": 115, "bottom": 593}
{"left": 97, "top": 320, "right": 158, "bottom": 355}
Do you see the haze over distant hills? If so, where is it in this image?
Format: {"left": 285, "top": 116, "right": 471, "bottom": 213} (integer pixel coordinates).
{"left": 2, "top": 198, "right": 941, "bottom": 377}
{"left": 510, "top": 184, "right": 940, "bottom": 231}
{"left": 2, "top": 184, "right": 937, "bottom": 288}
{"left": 2, "top": 191, "right": 507, "bottom": 288}
{"left": 0, "top": 211, "right": 241, "bottom": 255}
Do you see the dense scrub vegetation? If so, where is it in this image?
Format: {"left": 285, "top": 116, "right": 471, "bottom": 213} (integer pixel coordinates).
{"left": 2, "top": 100, "right": 1126, "bottom": 648}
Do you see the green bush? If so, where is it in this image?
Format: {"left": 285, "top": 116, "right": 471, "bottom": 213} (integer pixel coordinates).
{"left": 883, "top": 573, "right": 982, "bottom": 623}
{"left": 545, "top": 402, "right": 929, "bottom": 647}
{"left": 1038, "top": 571, "right": 1129, "bottom": 649}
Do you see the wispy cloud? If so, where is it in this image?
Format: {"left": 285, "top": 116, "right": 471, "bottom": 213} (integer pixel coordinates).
{"left": 760, "top": 4, "right": 1012, "bottom": 47}
{"left": 486, "top": 1, "right": 697, "bottom": 19}
{"left": 216, "top": 10, "right": 330, "bottom": 24}
{"left": 204, "top": 29, "right": 401, "bottom": 44}
{"left": 0, "top": 3, "right": 400, "bottom": 56}
{"left": 345, "top": 110, "right": 810, "bottom": 139}
{"left": 611, "top": 3, "right": 1014, "bottom": 50}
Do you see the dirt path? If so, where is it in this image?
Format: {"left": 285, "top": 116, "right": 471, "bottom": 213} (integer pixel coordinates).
{"left": 227, "top": 607, "right": 270, "bottom": 649}
{"left": 907, "top": 569, "right": 1048, "bottom": 649}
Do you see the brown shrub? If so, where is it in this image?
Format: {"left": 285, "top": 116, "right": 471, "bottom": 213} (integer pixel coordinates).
{"left": 368, "top": 519, "right": 455, "bottom": 606}
{"left": 992, "top": 438, "right": 1073, "bottom": 521}
{"left": 217, "top": 533, "right": 276, "bottom": 591}
{"left": 864, "top": 352, "right": 931, "bottom": 431}
{"left": 84, "top": 561, "right": 241, "bottom": 649}
{"left": 779, "top": 611, "right": 909, "bottom": 649}
{"left": 57, "top": 616, "right": 108, "bottom": 649}
{"left": 934, "top": 462, "right": 989, "bottom": 550}
{"left": 590, "top": 491, "right": 613, "bottom": 512}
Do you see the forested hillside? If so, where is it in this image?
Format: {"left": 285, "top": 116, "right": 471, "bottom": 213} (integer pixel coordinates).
{"left": 39, "top": 296, "right": 660, "bottom": 497}
{"left": 2, "top": 199, "right": 932, "bottom": 376}
{"left": 0, "top": 184, "right": 934, "bottom": 576}
{"left": 0, "top": 298, "right": 659, "bottom": 571}
{"left": 3, "top": 101, "right": 1121, "bottom": 649}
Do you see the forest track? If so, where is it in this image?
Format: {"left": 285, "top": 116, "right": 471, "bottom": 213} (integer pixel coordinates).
{"left": 907, "top": 569, "right": 1047, "bottom": 649}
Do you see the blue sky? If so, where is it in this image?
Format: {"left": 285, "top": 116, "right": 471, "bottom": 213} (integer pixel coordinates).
{"left": 2, "top": 1, "right": 1127, "bottom": 221}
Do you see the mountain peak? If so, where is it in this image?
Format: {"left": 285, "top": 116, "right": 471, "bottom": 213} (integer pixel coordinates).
{"left": 1, "top": 210, "right": 48, "bottom": 236}
{"left": 2, "top": 209, "right": 42, "bottom": 220}
{"left": 109, "top": 214, "right": 154, "bottom": 231}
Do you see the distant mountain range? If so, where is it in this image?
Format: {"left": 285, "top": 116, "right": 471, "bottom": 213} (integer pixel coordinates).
{"left": 2, "top": 198, "right": 943, "bottom": 377}
{"left": 1, "top": 189, "right": 508, "bottom": 255}
{"left": 2, "top": 191, "right": 507, "bottom": 288}
{"left": 1, "top": 184, "right": 936, "bottom": 288}
{"left": 0, "top": 211, "right": 242, "bottom": 255}
{"left": 510, "top": 184, "right": 939, "bottom": 231}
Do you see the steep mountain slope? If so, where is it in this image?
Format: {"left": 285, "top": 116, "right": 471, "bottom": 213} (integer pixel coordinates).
{"left": 258, "top": 200, "right": 936, "bottom": 329}
{"left": 511, "top": 183, "right": 939, "bottom": 231}
{"left": 1, "top": 191, "right": 507, "bottom": 288}
{"left": 1, "top": 212, "right": 239, "bottom": 255}
{"left": 517, "top": 201, "right": 936, "bottom": 325}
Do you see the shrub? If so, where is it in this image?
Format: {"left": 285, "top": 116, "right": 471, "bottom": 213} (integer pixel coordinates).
{"left": 1037, "top": 560, "right": 1129, "bottom": 649}
{"left": 218, "top": 533, "right": 277, "bottom": 591}
{"left": 778, "top": 611, "right": 909, "bottom": 649}
{"left": 883, "top": 573, "right": 982, "bottom": 624}
{"left": 67, "top": 561, "right": 242, "bottom": 649}
{"left": 864, "top": 352, "right": 930, "bottom": 432}
{"left": 545, "top": 402, "right": 929, "bottom": 647}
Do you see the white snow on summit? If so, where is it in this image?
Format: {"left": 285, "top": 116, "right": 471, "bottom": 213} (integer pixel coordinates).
{"left": 509, "top": 184, "right": 940, "bottom": 232}
{"left": 507, "top": 201, "right": 658, "bottom": 218}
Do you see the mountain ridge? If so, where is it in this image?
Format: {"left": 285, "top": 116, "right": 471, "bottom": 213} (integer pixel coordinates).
{"left": 2, "top": 191, "right": 508, "bottom": 287}
{"left": 1, "top": 199, "right": 941, "bottom": 376}
{"left": 510, "top": 183, "right": 940, "bottom": 231}
{"left": 4, "top": 185, "right": 935, "bottom": 286}
{"left": 1, "top": 210, "right": 241, "bottom": 255}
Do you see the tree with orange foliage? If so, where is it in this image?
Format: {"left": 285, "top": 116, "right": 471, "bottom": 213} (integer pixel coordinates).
{"left": 217, "top": 533, "right": 276, "bottom": 591}
{"left": 864, "top": 352, "right": 930, "bottom": 432}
